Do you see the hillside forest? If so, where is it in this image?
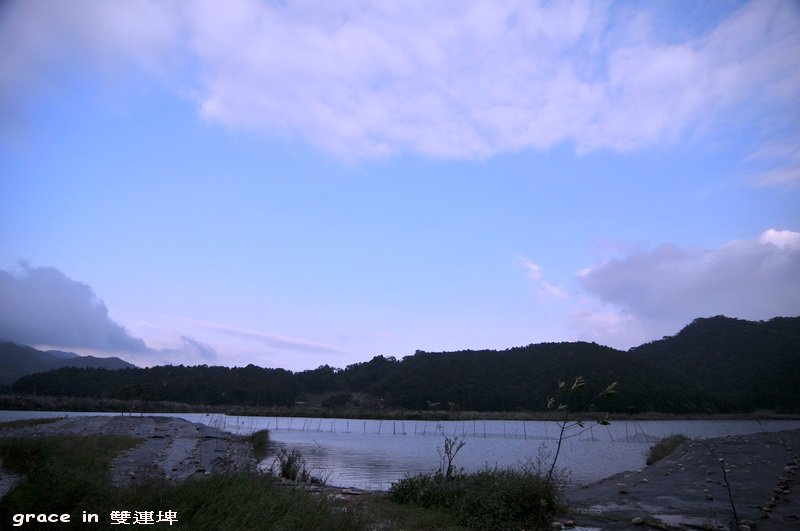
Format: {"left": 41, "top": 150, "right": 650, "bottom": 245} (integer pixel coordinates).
{"left": 2, "top": 316, "right": 798, "bottom": 414}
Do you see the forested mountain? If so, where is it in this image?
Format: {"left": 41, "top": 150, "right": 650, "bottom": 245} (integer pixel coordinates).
{"left": 0, "top": 342, "right": 136, "bottom": 386}
{"left": 630, "top": 316, "right": 800, "bottom": 412}
{"left": 4, "top": 316, "right": 799, "bottom": 413}
{"left": 336, "top": 342, "right": 713, "bottom": 413}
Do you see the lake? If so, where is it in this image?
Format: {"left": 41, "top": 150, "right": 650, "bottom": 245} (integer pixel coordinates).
{"left": 2, "top": 410, "right": 798, "bottom": 491}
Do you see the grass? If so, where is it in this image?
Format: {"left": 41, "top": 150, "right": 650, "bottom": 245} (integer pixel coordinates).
{"left": 243, "top": 428, "right": 269, "bottom": 461}
{"left": 0, "top": 434, "right": 141, "bottom": 523}
{"left": 646, "top": 434, "right": 689, "bottom": 465}
{"left": 389, "top": 467, "right": 561, "bottom": 530}
{"left": 0, "top": 434, "right": 366, "bottom": 530}
{"left": 0, "top": 417, "right": 61, "bottom": 430}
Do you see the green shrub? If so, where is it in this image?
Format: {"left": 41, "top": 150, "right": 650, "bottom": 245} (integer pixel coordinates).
{"left": 389, "top": 467, "right": 559, "bottom": 529}
{"left": 271, "top": 447, "right": 326, "bottom": 484}
{"left": 647, "top": 434, "right": 689, "bottom": 465}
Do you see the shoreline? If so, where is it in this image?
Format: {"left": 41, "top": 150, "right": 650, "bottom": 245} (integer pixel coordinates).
{"left": 2, "top": 395, "right": 798, "bottom": 421}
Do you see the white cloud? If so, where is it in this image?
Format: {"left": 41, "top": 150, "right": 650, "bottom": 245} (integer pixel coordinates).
{"left": 516, "top": 257, "right": 568, "bottom": 300}
{"left": 517, "top": 257, "right": 543, "bottom": 281}
{"left": 759, "top": 229, "right": 800, "bottom": 248}
{"left": 186, "top": 319, "right": 346, "bottom": 355}
{"left": 1, "top": 0, "right": 798, "bottom": 177}
{"left": 572, "top": 229, "right": 800, "bottom": 347}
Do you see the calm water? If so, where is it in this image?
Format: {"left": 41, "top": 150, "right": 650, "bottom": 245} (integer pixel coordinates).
{"left": 3, "top": 410, "right": 799, "bottom": 491}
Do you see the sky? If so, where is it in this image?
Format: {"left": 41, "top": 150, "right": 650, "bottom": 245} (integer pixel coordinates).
{"left": 1, "top": 0, "right": 798, "bottom": 371}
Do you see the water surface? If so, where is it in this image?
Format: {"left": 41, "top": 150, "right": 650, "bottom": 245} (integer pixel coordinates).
{"left": 3, "top": 411, "right": 797, "bottom": 491}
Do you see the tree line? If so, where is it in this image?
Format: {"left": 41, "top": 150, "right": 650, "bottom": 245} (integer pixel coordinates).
{"left": 5, "top": 316, "right": 799, "bottom": 413}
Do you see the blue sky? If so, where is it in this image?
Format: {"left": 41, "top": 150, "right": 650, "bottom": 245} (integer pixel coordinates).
{"left": 1, "top": 0, "right": 798, "bottom": 371}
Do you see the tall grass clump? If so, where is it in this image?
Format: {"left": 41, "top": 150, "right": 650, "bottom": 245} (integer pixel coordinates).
{"left": 271, "top": 447, "right": 326, "bottom": 484}
{"left": 646, "top": 434, "right": 689, "bottom": 465}
{"left": 244, "top": 429, "right": 269, "bottom": 461}
{"left": 390, "top": 466, "right": 559, "bottom": 529}
{"left": 124, "top": 472, "right": 364, "bottom": 531}
{"left": 0, "top": 435, "right": 141, "bottom": 521}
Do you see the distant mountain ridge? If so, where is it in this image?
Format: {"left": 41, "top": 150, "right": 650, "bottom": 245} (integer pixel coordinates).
{"left": 4, "top": 316, "right": 799, "bottom": 413}
{"left": 0, "top": 342, "right": 137, "bottom": 386}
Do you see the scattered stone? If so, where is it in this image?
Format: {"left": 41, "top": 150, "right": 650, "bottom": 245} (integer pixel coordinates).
{"left": 550, "top": 521, "right": 563, "bottom": 529}
{"left": 616, "top": 482, "right": 629, "bottom": 494}
{"left": 631, "top": 516, "right": 644, "bottom": 525}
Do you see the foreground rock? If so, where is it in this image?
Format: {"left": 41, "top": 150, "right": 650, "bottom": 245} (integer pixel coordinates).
{"left": 0, "top": 415, "right": 256, "bottom": 490}
{"left": 562, "top": 429, "right": 800, "bottom": 530}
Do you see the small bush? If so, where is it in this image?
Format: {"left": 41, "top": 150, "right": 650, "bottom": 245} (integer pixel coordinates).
{"left": 647, "top": 434, "right": 689, "bottom": 465}
{"left": 271, "top": 447, "right": 326, "bottom": 484}
{"left": 389, "top": 467, "right": 559, "bottom": 529}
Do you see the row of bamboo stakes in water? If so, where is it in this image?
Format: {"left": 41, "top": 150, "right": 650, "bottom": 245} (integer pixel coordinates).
{"left": 219, "top": 415, "right": 653, "bottom": 442}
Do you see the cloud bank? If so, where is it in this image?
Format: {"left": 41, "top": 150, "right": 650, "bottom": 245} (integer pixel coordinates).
{"left": 0, "top": 263, "right": 345, "bottom": 367}
{"left": 572, "top": 229, "right": 800, "bottom": 347}
{"left": 0, "top": 263, "right": 222, "bottom": 365}
{"left": 0, "top": 263, "right": 149, "bottom": 353}
{"left": 1, "top": 0, "right": 798, "bottom": 179}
